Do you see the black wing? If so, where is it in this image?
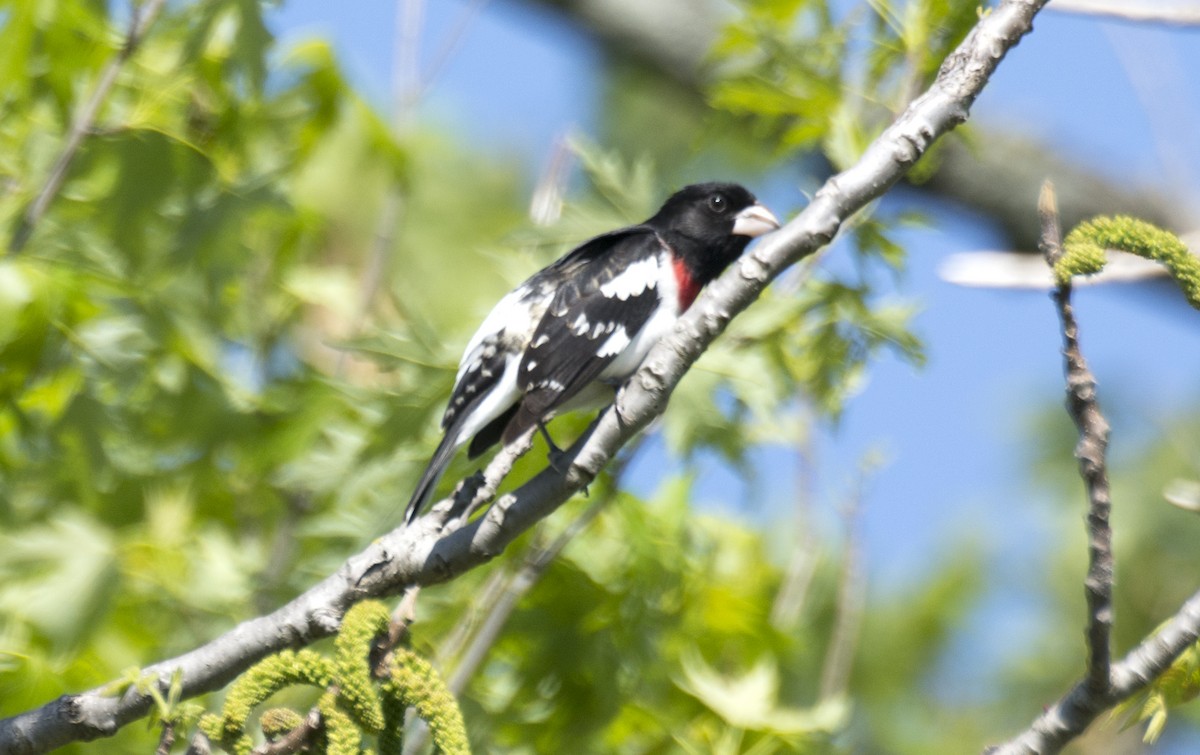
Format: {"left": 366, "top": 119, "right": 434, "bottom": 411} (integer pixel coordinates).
{"left": 440, "top": 226, "right": 649, "bottom": 434}
{"left": 501, "top": 231, "right": 665, "bottom": 445}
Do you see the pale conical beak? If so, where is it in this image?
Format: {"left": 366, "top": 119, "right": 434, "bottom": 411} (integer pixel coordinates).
{"left": 732, "top": 203, "right": 781, "bottom": 238}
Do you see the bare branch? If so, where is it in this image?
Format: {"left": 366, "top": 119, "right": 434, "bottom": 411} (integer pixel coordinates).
{"left": 0, "top": 1, "right": 1049, "bottom": 751}
{"left": 819, "top": 464, "right": 873, "bottom": 700}
{"left": 9, "top": 0, "right": 168, "bottom": 253}
{"left": 154, "top": 720, "right": 176, "bottom": 755}
{"left": 769, "top": 422, "right": 822, "bottom": 630}
{"left": 448, "top": 454, "right": 630, "bottom": 697}
{"left": 1039, "top": 181, "right": 1115, "bottom": 693}
{"left": 987, "top": 589, "right": 1200, "bottom": 753}
{"left": 984, "top": 182, "right": 1197, "bottom": 754}
{"left": 253, "top": 708, "right": 322, "bottom": 755}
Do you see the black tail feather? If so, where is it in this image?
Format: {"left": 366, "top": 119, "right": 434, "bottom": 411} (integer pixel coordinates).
{"left": 467, "top": 403, "right": 519, "bottom": 460}
{"left": 404, "top": 430, "right": 462, "bottom": 525}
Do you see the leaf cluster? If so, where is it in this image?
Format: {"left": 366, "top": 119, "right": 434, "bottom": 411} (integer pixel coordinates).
{"left": 709, "top": 0, "right": 978, "bottom": 170}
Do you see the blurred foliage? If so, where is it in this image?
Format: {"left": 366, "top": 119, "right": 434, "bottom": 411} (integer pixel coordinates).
{"left": 1, "top": 0, "right": 1197, "bottom": 754}
{"left": 709, "top": 0, "right": 978, "bottom": 168}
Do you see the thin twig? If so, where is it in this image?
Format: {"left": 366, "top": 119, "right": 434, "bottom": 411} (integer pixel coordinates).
{"left": 770, "top": 405, "right": 822, "bottom": 629}
{"left": 818, "top": 464, "right": 872, "bottom": 700}
{"left": 9, "top": 0, "right": 168, "bottom": 253}
{"left": 184, "top": 731, "right": 212, "bottom": 755}
{"left": 155, "top": 720, "right": 176, "bottom": 755}
{"left": 452, "top": 453, "right": 632, "bottom": 696}
{"left": 987, "top": 588, "right": 1200, "bottom": 754}
{"left": 254, "top": 708, "right": 322, "bottom": 755}
{"left": 1040, "top": 181, "right": 1114, "bottom": 693}
{"left": 334, "top": 0, "right": 421, "bottom": 378}
{"left": 415, "top": 0, "right": 491, "bottom": 100}
{"left": 984, "top": 181, "right": 1164, "bottom": 755}
{"left": 432, "top": 568, "right": 510, "bottom": 667}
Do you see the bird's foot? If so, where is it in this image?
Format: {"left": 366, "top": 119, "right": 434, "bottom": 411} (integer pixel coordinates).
{"left": 537, "top": 423, "right": 588, "bottom": 496}
{"left": 538, "top": 422, "right": 569, "bottom": 473}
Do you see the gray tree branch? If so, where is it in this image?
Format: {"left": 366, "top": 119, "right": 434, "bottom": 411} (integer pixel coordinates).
{"left": 983, "top": 183, "right": 1197, "bottom": 754}
{"left": 0, "top": 1, "right": 1049, "bottom": 751}
{"left": 987, "top": 589, "right": 1200, "bottom": 753}
{"left": 1039, "top": 182, "right": 1115, "bottom": 693}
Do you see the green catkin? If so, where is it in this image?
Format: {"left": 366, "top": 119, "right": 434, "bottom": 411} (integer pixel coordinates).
{"left": 319, "top": 690, "right": 365, "bottom": 755}
{"left": 259, "top": 708, "right": 304, "bottom": 740}
{"left": 383, "top": 648, "right": 471, "bottom": 755}
{"left": 335, "top": 601, "right": 392, "bottom": 733}
{"left": 196, "top": 600, "right": 469, "bottom": 753}
{"left": 379, "top": 681, "right": 409, "bottom": 754}
{"left": 200, "top": 649, "right": 333, "bottom": 753}
{"left": 1056, "top": 216, "right": 1200, "bottom": 309}
{"left": 220, "top": 650, "right": 334, "bottom": 736}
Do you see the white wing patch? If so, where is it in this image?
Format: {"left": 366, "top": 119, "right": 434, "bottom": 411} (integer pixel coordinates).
{"left": 599, "top": 256, "right": 659, "bottom": 300}
{"left": 598, "top": 258, "right": 681, "bottom": 382}
{"left": 456, "top": 286, "right": 548, "bottom": 383}
{"left": 596, "top": 326, "right": 630, "bottom": 357}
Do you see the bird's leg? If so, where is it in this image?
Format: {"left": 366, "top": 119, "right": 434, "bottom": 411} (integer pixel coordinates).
{"left": 537, "top": 421, "right": 567, "bottom": 472}
{"left": 537, "top": 421, "right": 589, "bottom": 496}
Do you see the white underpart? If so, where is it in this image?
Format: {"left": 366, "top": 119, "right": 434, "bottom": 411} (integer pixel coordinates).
{"left": 599, "top": 256, "right": 660, "bottom": 299}
{"left": 453, "top": 354, "right": 522, "bottom": 447}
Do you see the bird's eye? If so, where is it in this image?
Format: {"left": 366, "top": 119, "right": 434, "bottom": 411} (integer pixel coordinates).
{"left": 707, "top": 193, "right": 727, "bottom": 213}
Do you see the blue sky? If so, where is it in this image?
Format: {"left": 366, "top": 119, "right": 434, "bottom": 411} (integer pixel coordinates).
{"left": 268, "top": 0, "right": 1200, "bottom": 744}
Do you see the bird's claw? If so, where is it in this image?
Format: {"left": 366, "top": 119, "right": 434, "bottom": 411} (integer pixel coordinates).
{"left": 538, "top": 422, "right": 566, "bottom": 470}
{"left": 538, "top": 423, "right": 587, "bottom": 495}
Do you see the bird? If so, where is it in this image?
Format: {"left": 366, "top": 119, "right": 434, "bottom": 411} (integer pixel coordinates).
{"left": 404, "top": 182, "right": 780, "bottom": 524}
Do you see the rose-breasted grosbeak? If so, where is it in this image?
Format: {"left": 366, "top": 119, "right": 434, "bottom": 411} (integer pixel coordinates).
{"left": 405, "top": 182, "right": 779, "bottom": 524}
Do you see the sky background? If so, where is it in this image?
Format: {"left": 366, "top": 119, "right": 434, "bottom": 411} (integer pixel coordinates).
{"left": 267, "top": 1, "right": 1200, "bottom": 747}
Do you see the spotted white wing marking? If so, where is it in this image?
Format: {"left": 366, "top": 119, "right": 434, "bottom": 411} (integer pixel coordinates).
{"left": 443, "top": 276, "right": 552, "bottom": 437}
{"left": 503, "top": 232, "right": 677, "bottom": 445}
{"left": 596, "top": 325, "right": 630, "bottom": 358}
{"left": 456, "top": 287, "right": 542, "bottom": 383}
{"left": 598, "top": 256, "right": 659, "bottom": 300}
{"left": 451, "top": 354, "right": 522, "bottom": 447}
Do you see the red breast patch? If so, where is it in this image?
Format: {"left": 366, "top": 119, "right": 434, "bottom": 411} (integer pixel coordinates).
{"left": 672, "top": 257, "right": 701, "bottom": 311}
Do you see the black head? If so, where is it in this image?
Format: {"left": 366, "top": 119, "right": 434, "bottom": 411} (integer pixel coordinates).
{"left": 646, "top": 182, "right": 779, "bottom": 284}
